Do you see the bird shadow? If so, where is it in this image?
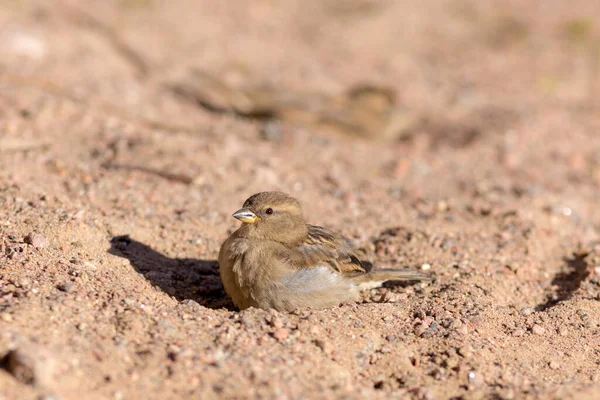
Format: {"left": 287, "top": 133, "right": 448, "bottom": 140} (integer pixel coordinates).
{"left": 536, "top": 252, "right": 590, "bottom": 311}
{"left": 108, "top": 235, "right": 233, "bottom": 310}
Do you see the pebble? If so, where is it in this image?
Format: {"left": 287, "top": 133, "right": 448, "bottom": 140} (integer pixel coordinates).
{"left": 1, "top": 29, "right": 47, "bottom": 59}
{"left": 240, "top": 314, "right": 255, "bottom": 328}
{"left": 1, "top": 346, "right": 55, "bottom": 388}
{"left": 467, "top": 371, "right": 484, "bottom": 388}
{"left": 57, "top": 283, "right": 74, "bottom": 293}
{"left": 0, "top": 313, "right": 13, "bottom": 322}
{"left": 260, "top": 121, "right": 283, "bottom": 142}
{"left": 180, "top": 299, "right": 203, "bottom": 312}
{"left": 457, "top": 346, "right": 472, "bottom": 358}
{"left": 414, "top": 324, "right": 429, "bottom": 337}
{"left": 314, "top": 339, "right": 333, "bottom": 354}
{"left": 531, "top": 324, "right": 545, "bottom": 335}
{"left": 272, "top": 328, "right": 289, "bottom": 341}
{"left": 39, "top": 395, "right": 62, "bottom": 400}
{"left": 428, "top": 322, "right": 440, "bottom": 334}
{"left": 23, "top": 233, "right": 49, "bottom": 249}
{"left": 416, "top": 387, "right": 434, "bottom": 400}
{"left": 377, "top": 292, "right": 392, "bottom": 303}
{"left": 421, "top": 316, "right": 434, "bottom": 327}
{"left": 558, "top": 327, "right": 569, "bottom": 336}
{"left": 270, "top": 317, "right": 284, "bottom": 329}
{"left": 455, "top": 325, "right": 469, "bottom": 336}
{"left": 203, "top": 348, "right": 226, "bottom": 367}
{"left": 512, "top": 328, "right": 526, "bottom": 337}
{"left": 549, "top": 361, "right": 560, "bottom": 370}
{"left": 519, "top": 307, "right": 535, "bottom": 316}
{"left": 16, "top": 278, "right": 31, "bottom": 289}
{"left": 584, "top": 320, "right": 596, "bottom": 328}
{"left": 436, "top": 200, "right": 449, "bottom": 212}
{"left": 123, "top": 298, "right": 135, "bottom": 307}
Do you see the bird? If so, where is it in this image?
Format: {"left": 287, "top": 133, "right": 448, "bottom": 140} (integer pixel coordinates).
{"left": 218, "top": 191, "right": 432, "bottom": 311}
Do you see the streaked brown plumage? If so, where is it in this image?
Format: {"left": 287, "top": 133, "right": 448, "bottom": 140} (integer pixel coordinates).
{"left": 218, "top": 191, "right": 432, "bottom": 311}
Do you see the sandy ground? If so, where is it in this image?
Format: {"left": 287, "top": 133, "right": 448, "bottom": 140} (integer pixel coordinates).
{"left": 1, "top": 1, "right": 600, "bottom": 399}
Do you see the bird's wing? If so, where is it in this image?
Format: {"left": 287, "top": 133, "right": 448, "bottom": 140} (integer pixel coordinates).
{"left": 284, "top": 224, "right": 371, "bottom": 276}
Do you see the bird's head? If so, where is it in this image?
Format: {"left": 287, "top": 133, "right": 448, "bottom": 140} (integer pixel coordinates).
{"left": 232, "top": 191, "right": 308, "bottom": 244}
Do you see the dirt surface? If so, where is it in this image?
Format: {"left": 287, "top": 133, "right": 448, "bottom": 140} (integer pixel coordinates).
{"left": 2, "top": 1, "right": 600, "bottom": 399}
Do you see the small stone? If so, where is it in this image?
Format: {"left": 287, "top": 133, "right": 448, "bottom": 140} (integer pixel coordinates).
{"left": 260, "top": 121, "right": 283, "bottom": 142}
{"left": 16, "top": 278, "right": 31, "bottom": 289}
{"left": 416, "top": 387, "right": 434, "bottom": 400}
{"left": 512, "top": 328, "right": 526, "bottom": 337}
{"left": 414, "top": 324, "right": 428, "bottom": 337}
{"left": 2, "top": 29, "right": 47, "bottom": 59}
{"left": 519, "top": 307, "right": 535, "bottom": 316}
{"left": 377, "top": 292, "right": 392, "bottom": 303}
{"left": 421, "top": 263, "right": 432, "bottom": 271}
{"left": 584, "top": 320, "right": 596, "bottom": 328}
{"left": 436, "top": 200, "right": 449, "bottom": 212}
{"left": 456, "top": 325, "right": 469, "bottom": 336}
{"left": 39, "top": 394, "right": 62, "bottom": 400}
{"left": 82, "top": 261, "right": 98, "bottom": 271}
{"left": 23, "top": 233, "right": 49, "bottom": 249}
{"left": 203, "top": 348, "right": 226, "bottom": 367}
{"left": 309, "top": 325, "right": 320, "bottom": 335}
{"left": 457, "top": 346, "right": 472, "bottom": 358}
{"left": 0, "top": 313, "right": 13, "bottom": 322}
{"left": 428, "top": 322, "right": 440, "bottom": 334}
{"left": 167, "top": 345, "right": 182, "bottom": 361}
{"left": 446, "top": 355, "right": 461, "bottom": 370}
{"left": 57, "top": 283, "right": 74, "bottom": 293}
{"left": 270, "top": 317, "right": 284, "bottom": 329}
{"left": 467, "top": 371, "right": 484, "bottom": 388}
{"left": 431, "top": 366, "right": 445, "bottom": 380}
{"left": 421, "top": 316, "right": 434, "bottom": 327}
{"left": 180, "top": 299, "right": 203, "bottom": 311}
{"left": 549, "top": 361, "right": 560, "bottom": 370}
{"left": 531, "top": 324, "right": 545, "bottom": 335}
{"left": 240, "top": 314, "right": 255, "bottom": 328}
{"left": 71, "top": 209, "right": 85, "bottom": 221}
{"left": 314, "top": 339, "right": 333, "bottom": 354}
{"left": 1, "top": 346, "right": 55, "bottom": 388}
{"left": 558, "top": 327, "right": 569, "bottom": 336}
{"left": 123, "top": 298, "right": 135, "bottom": 307}
{"left": 272, "top": 328, "right": 289, "bottom": 341}
{"left": 379, "top": 345, "right": 392, "bottom": 354}
{"left": 181, "top": 313, "right": 192, "bottom": 320}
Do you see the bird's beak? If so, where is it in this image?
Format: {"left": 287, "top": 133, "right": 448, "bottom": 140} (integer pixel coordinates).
{"left": 232, "top": 208, "right": 261, "bottom": 224}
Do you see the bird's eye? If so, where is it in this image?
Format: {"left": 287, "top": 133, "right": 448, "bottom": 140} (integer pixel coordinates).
{"left": 265, "top": 208, "right": 274, "bottom": 215}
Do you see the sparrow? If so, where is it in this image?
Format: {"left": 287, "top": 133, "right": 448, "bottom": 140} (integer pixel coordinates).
{"left": 218, "top": 191, "right": 432, "bottom": 311}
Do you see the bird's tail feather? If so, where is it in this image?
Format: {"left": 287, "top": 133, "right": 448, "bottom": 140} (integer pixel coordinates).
{"left": 351, "top": 268, "right": 433, "bottom": 291}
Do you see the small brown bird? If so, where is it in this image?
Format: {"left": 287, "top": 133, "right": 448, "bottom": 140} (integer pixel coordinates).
{"left": 219, "top": 191, "right": 432, "bottom": 311}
